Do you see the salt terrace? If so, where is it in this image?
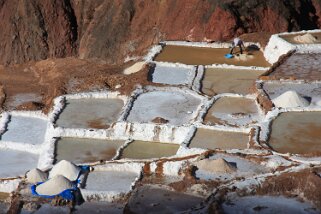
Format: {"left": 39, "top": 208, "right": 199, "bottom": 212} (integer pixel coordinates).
{"left": 0, "top": 30, "right": 321, "bottom": 213}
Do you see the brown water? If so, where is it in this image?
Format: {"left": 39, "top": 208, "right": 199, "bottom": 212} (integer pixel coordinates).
{"left": 56, "top": 98, "right": 124, "bottom": 129}
{"left": 120, "top": 141, "right": 179, "bottom": 159}
{"left": 280, "top": 32, "right": 321, "bottom": 44}
{"left": 202, "top": 68, "right": 265, "bottom": 96}
{"left": 269, "top": 112, "right": 321, "bottom": 154}
{"left": 155, "top": 45, "right": 270, "bottom": 67}
{"left": 0, "top": 192, "right": 9, "bottom": 201}
{"left": 268, "top": 53, "right": 321, "bottom": 81}
{"left": 204, "top": 97, "right": 259, "bottom": 126}
{"left": 55, "top": 138, "right": 125, "bottom": 164}
{"left": 189, "top": 129, "right": 248, "bottom": 150}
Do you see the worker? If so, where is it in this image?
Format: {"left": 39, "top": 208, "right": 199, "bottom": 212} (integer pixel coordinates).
{"left": 230, "top": 38, "right": 246, "bottom": 55}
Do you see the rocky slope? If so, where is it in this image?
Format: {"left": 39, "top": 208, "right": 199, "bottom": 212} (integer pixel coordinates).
{"left": 0, "top": 0, "right": 321, "bottom": 65}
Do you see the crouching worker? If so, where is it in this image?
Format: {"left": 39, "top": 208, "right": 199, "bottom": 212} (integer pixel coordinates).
{"left": 230, "top": 37, "right": 246, "bottom": 55}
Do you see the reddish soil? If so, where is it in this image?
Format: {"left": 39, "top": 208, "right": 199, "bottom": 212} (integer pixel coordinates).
{"left": 0, "top": 58, "right": 152, "bottom": 113}
{"left": 256, "top": 168, "right": 321, "bottom": 210}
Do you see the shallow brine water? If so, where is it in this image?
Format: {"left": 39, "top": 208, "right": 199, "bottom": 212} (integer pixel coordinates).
{"left": 0, "top": 149, "right": 38, "bottom": 178}
{"left": 56, "top": 98, "right": 124, "bottom": 129}
{"left": 1, "top": 116, "right": 47, "bottom": 145}
{"left": 202, "top": 68, "right": 265, "bottom": 96}
{"left": 55, "top": 138, "right": 125, "bottom": 164}
{"left": 150, "top": 65, "right": 194, "bottom": 85}
{"left": 189, "top": 129, "right": 248, "bottom": 150}
{"left": 269, "top": 112, "right": 321, "bottom": 154}
{"left": 126, "top": 91, "right": 201, "bottom": 126}
{"left": 155, "top": 45, "right": 270, "bottom": 67}
{"left": 120, "top": 141, "right": 179, "bottom": 159}
{"left": 204, "top": 97, "right": 260, "bottom": 126}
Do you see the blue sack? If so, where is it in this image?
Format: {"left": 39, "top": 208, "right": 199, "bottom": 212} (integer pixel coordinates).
{"left": 31, "top": 182, "right": 77, "bottom": 200}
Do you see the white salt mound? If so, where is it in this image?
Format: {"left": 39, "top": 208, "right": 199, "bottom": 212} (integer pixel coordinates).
{"left": 272, "top": 90, "right": 309, "bottom": 108}
{"left": 26, "top": 168, "right": 48, "bottom": 184}
{"left": 293, "top": 33, "right": 318, "bottom": 44}
{"left": 123, "top": 61, "right": 145, "bottom": 75}
{"left": 36, "top": 175, "right": 73, "bottom": 196}
{"left": 195, "top": 158, "right": 237, "bottom": 173}
{"left": 49, "top": 160, "right": 81, "bottom": 181}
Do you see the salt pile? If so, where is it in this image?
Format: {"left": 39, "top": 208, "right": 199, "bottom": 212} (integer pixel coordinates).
{"left": 123, "top": 61, "right": 146, "bottom": 75}
{"left": 272, "top": 90, "right": 310, "bottom": 108}
{"left": 195, "top": 158, "right": 237, "bottom": 173}
{"left": 36, "top": 175, "right": 73, "bottom": 195}
{"left": 49, "top": 160, "right": 81, "bottom": 181}
{"left": 293, "top": 33, "right": 318, "bottom": 44}
{"left": 26, "top": 168, "right": 48, "bottom": 184}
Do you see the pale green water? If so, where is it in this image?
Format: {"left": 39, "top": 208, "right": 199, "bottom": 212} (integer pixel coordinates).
{"left": 55, "top": 138, "right": 125, "bottom": 164}
{"left": 56, "top": 98, "right": 124, "bottom": 129}
{"left": 189, "top": 129, "right": 248, "bottom": 150}
{"left": 120, "top": 141, "right": 179, "bottom": 159}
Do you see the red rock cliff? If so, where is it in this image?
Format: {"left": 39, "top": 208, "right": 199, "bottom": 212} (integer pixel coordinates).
{"left": 0, "top": 0, "right": 320, "bottom": 65}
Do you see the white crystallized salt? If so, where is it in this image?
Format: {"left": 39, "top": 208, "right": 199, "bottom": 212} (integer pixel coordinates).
{"left": 272, "top": 90, "right": 309, "bottom": 108}
{"left": 26, "top": 168, "right": 48, "bottom": 184}
{"left": 49, "top": 160, "right": 81, "bottom": 181}
{"left": 36, "top": 175, "right": 73, "bottom": 195}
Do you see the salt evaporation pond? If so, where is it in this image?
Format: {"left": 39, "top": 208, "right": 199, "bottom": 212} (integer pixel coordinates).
{"left": 81, "top": 165, "right": 141, "bottom": 202}
{"left": 56, "top": 98, "right": 124, "bottom": 129}
{"left": 269, "top": 112, "right": 321, "bottom": 154}
{"left": 150, "top": 65, "right": 195, "bottom": 85}
{"left": 126, "top": 91, "right": 201, "bottom": 126}
{"left": 0, "top": 149, "right": 38, "bottom": 178}
{"left": 202, "top": 68, "right": 265, "bottom": 96}
{"left": 189, "top": 129, "right": 248, "bottom": 150}
{"left": 1, "top": 115, "right": 47, "bottom": 145}
{"left": 6, "top": 93, "right": 42, "bottom": 109}
{"left": 155, "top": 45, "right": 270, "bottom": 67}
{"left": 222, "top": 195, "right": 319, "bottom": 214}
{"left": 268, "top": 53, "right": 321, "bottom": 81}
{"left": 120, "top": 141, "right": 179, "bottom": 159}
{"left": 55, "top": 138, "right": 125, "bottom": 164}
{"left": 204, "top": 97, "right": 260, "bottom": 126}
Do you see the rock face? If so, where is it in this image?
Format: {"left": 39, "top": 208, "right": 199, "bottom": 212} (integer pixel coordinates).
{"left": 0, "top": 0, "right": 321, "bottom": 65}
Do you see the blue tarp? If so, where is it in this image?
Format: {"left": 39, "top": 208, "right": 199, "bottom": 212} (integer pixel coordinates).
{"left": 31, "top": 182, "right": 77, "bottom": 200}
{"left": 30, "top": 165, "right": 90, "bottom": 200}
